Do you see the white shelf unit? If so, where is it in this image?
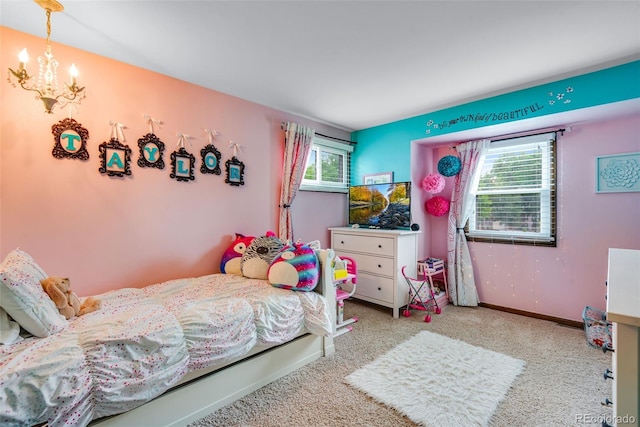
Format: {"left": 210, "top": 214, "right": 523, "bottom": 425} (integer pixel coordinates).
{"left": 606, "top": 248, "right": 640, "bottom": 427}
{"left": 329, "top": 227, "right": 420, "bottom": 318}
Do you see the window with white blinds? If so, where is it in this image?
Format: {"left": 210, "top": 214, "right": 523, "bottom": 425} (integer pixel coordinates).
{"left": 300, "top": 136, "right": 353, "bottom": 193}
{"left": 467, "top": 132, "right": 557, "bottom": 246}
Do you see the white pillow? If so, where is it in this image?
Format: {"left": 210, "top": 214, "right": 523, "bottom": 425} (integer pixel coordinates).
{"left": 0, "top": 249, "right": 67, "bottom": 337}
{"left": 0, "top": 307, "right": 22, "bottom": 345}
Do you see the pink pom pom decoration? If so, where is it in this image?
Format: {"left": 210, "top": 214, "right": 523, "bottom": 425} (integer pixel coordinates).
{"left": 425, "top": 196, "right": 450, "bottom": 217}
{"left": 421, "top": 173, "right": 445, "bottom": 193}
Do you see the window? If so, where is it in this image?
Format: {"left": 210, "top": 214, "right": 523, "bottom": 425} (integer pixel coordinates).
{"left": 467, "top": 132, "right": 556, "bottom": 246}
{"left": 300, "top": 136, "right": 353, "bottom": 192}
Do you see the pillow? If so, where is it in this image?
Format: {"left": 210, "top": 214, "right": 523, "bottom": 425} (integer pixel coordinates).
{"left": 0, "top": 249, "right": 67, "bottom": 337}
{"left": 220, "top": 233, "right": 255, "bottom": 274}
{"left": 268, "top": 242, "right": 319, "bottom": 291}
{"left": 240, "top": 231, "right": 285, "bottom": 279}
{"left": 0, "top": 307, "right": 22, "bottom": 345}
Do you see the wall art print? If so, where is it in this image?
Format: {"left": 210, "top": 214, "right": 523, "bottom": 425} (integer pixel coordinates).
{"left": 595, "top": 152, "right": 640, "bottom": 193}
{"left": 137, "top": 133, "right": 165, "bottom": 169}
{"left": 225, "top": 156, "right": 245, "bottom": 186}
{"left": 51, "top": 118, "right": 90, "bottom": 160}
{"left": 171, "top": 147, "right": 196, "bottom": 182}
{"left": 98, "top": 138, "right": 132, "bottom": 177}
{"left": 363, "top": 171, "right": 393, "bottom": 185}
{"left": 200, "top": 144, "right": 222, "bottom": 175}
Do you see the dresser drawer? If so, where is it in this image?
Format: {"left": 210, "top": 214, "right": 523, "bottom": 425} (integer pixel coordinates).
{"left": 333, "top": 233, "right": 394, "bottom": 256}
{"left": 336, "top": 251, "right": 394, "bottom": 277}
{"left": 354, "top": 273, "right": 395, "bottom": 304}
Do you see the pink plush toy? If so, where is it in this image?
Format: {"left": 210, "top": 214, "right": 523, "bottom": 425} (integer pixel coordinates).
{"left": 268, "top": 242, "right": 319, "bottom": 291}
{"left": 220, "top": 233, "right": 255, "bottom": 274}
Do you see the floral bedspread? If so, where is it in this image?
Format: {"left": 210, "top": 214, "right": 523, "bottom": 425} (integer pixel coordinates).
{"left": 0, "top": 274, "right": 332, "bottom": 427}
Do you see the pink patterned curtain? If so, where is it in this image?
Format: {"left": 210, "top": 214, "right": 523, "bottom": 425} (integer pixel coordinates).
{"left": 446, "top": 139, "right": 489, "bottom": 306}
{"left": 278, "top": 122, "right": 315, "bottom": 242}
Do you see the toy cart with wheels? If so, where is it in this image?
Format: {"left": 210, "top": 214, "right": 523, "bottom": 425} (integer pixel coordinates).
{"left": 401, "top": 265, "right": 442, "bottom": 322}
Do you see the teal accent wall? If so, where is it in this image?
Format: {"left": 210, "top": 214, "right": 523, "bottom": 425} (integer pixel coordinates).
{"left": 351, "top": 60, "right": 640, "bottom": 184}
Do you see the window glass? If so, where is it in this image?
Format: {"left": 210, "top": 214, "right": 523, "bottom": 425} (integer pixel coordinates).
{"left": 467, "top": 132, "right": 556, "bottom": 246}
{"left": 301, "top": 137, "right": 353, "bottom": 193}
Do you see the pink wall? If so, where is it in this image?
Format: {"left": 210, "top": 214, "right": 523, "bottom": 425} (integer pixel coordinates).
{"left": 0, "top": 27, "right": 348, "bottom": 297}
{"left": 413, "top": 113, "right": 640, "bottom": 321}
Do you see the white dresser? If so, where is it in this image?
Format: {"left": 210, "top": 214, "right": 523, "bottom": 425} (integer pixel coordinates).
{"left": 606, "top": 248, "right": 640, "bottom": 427}
{"left": 329, "top": 227, "right": 420, "bottom": 318}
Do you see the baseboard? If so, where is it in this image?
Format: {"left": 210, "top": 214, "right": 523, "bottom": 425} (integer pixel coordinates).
{"left": 478, "top": 302, "right": 583, "bottom": 329}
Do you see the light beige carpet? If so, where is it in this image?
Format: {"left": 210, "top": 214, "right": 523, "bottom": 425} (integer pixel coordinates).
{"left": 189, "top": 300, "right": 612, "bottom": 427}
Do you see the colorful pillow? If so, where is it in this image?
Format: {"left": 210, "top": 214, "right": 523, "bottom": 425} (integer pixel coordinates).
{"left": 220, "top": 233, "right": 255, "bottom": 274}
{"left": 240, "top": 231, "right": 285, "bottom": 279}
{"left": 268, "top": 243, "right": 319, "bottom": 291}
{"left": 0, "top": 248, "right": 68, "bottom": 337}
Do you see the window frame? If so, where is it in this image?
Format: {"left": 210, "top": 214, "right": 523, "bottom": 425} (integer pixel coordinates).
{"left": 466, "top": 132, "right": 557, "bottom": 247}
{"left": 300, "top": 136, "right": 353, "bottom": 193}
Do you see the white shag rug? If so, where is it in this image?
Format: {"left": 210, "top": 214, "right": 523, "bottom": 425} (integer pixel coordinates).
{"left": 345, "top": 330, "right": 526, "bottom": 427}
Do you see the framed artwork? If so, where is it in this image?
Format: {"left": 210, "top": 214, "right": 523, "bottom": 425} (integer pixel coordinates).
{"left": 51, "top": 118, "right": 90, "bottom": 160}
{"left": 200, "top": 144, "right": 222, "bottom": 175}
{"left": 225, "top": 156, "right": 245, "bottom": 186}
{"left": 595, "top": 152, "right": 640, "bottom": 193}
{"left": 137, "top": 133, "right": 165, "bottom": 169}
{"left": 98, "top": 138, "right": 132, "bottom": 177}
{"left": 363, "top": 171, "right": 393, "bottom": 185}
{"left": 170, "top": 147, "right": 196, "bottom": 182}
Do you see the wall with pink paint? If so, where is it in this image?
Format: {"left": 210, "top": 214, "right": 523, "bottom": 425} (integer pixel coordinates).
{"left": 413, "top": 113, "right": 640, "bottom": 321}
{"left": 0, "top": 27, "right": 349, "bottom": 297}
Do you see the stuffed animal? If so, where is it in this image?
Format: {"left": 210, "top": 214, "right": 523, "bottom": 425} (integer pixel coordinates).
{"left": 240, "top": 231, "right": 285, "bottom": 279}
{"left": 268, "top": 242, "right": 319, "bottom": 291}
{"left": 40, "top": 276, "right": 102, "bottom": 319}
{"left": 220, "top": 233, "right": 255, "bottom": 274}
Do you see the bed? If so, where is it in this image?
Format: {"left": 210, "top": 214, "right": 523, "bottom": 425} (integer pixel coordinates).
{"left": 0, "top": 247, "right": 337, "bottom": 427}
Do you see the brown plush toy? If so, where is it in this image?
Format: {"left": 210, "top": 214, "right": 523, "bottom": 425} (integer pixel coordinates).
{"left": 40, "top": 276, "right": 102, "bottom": 319}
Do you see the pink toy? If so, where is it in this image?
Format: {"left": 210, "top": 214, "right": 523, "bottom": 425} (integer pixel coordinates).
{"left": 267, "top": 242, "right": 319, "bottom": 291}
{"left": 220, "top": 233, "right": 255, "bottom": 274}
{"left": 334, "top": 256, "right": 358, "bottom": 337}
{"left": 401, "top": 265, "right": 443, "bottom": 323}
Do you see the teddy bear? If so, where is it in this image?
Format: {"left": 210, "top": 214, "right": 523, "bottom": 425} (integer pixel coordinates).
{"left": 40, "top": 276, "right": 102, "bottom": 319}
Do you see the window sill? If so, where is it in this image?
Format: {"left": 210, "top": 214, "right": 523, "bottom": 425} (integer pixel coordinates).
{"left": 299, "top": 185, "right": 348, "bottom": 194}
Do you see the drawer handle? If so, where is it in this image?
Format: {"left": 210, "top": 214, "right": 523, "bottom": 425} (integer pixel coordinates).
{"left": 377, "top": 287, "right": 382, "bottom": 291}
{"left": 341, "top": 241, "right": 344, "bottom": 245}
{"left": 378, "top": 244, "right": 382, "bottom": 248}
{"left": 603, "top": 369, "right": 613, "bottom": 381}
{"left": 378, "top": 264, "right": 382, "bottom": 268}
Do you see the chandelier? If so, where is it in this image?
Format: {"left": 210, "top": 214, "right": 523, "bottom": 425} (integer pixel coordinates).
{"left": 7, "top": 0, "right": 85, "bottom": 114}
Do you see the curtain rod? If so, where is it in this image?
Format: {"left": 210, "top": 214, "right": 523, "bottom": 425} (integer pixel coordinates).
{"left": 449, "top": 127, "right": 567, "bottom": 149}
{"left": 280, "top": 122, "right": 356, "bottom": 145}
{"left": 490, "top": 127, "right": 566, "bottom": 143}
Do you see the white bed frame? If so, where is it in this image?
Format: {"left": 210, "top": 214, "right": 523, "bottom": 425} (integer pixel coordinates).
{"left": 90, "top": 249, "right": 337, "bottom": 427}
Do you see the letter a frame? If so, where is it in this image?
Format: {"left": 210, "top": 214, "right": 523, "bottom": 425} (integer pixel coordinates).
{"left": 98, "top": 138, "right": 132, "bottom": 177}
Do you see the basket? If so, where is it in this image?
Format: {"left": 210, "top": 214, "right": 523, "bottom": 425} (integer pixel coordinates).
{"left": 582, "top": 305, "right": 612, "bottom": 350}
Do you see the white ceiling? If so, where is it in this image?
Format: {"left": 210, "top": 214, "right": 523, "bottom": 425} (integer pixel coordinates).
{"left": 2, "top": 0, "right": 639, "bottom": 132}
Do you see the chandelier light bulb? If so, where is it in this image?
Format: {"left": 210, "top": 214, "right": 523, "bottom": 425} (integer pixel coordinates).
{"left": 18, "top": 49, "right": 29, "bottom": 69}
{"left": 69, "top": 63, "right": 78, "bottom": 84}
